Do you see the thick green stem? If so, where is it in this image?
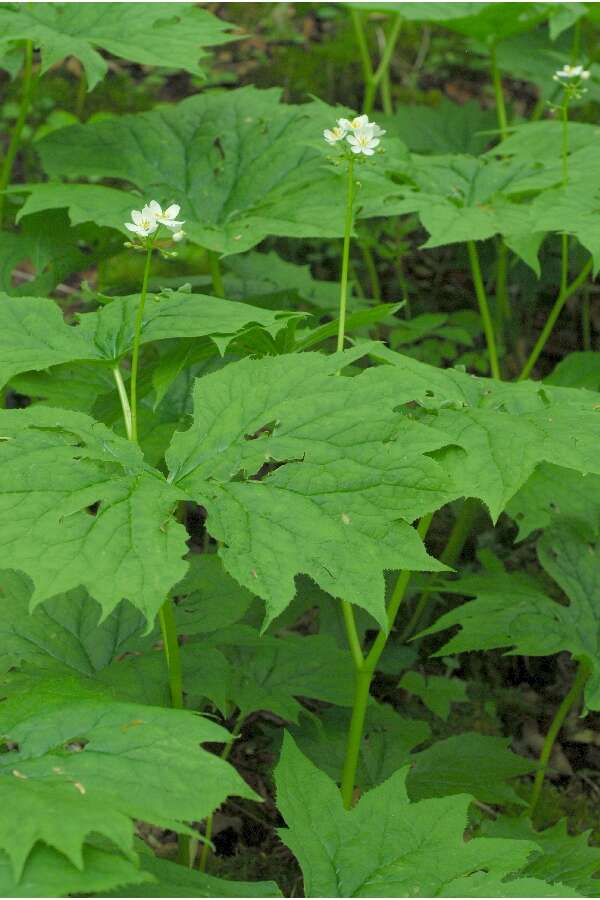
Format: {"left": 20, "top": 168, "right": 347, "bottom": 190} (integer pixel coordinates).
{"left": 340, "top": 668, "right": 372, "bottom": 809}
{"left": 207, "top": 249, "right": 225, "bottom": 298}
{"left": 529, "top": 660, "right": 591, "bottom": 818}
{"left": 337, "top": 158, "right": 356, "bottom": 352}
{"left": 490, "top": 45, "right": 508, "bottom": 141}
{"left": 342, "top": 600, "right": 364, "bottom": 669}
{"left": 350, "top": 8, "right": 401, "bottom": 115}
{"left": 518, "top": 257, "right": 593, "bottom": 380}
{"left": 112, "top": 365, "right": 133, "bottom": 440}
{"left": 0, "top": 41, "right": 34, "bottom": 227}
{"left": 126, "top": 237, "right": 186, "bottom": 861}
{"left": 340, "top": 516, "right": 431, "bottom": 809}
{"left": 351, "top": 8, "right": 374, "bottom": 88}
{"left": 158, "top": 598, "right": 184, "bottom": 709}
{"left": 399, "top": 498, "right": 480, "bottom": 643}
{"left": 467, "top": 241, "right": 501, "bottom": 379}
{"left": 198, "top": 718, "right": 243, "bottom": 871}
{"left": 560, "top": 99, "right": 570, "bottom": 297}
{"left": 360, "top": 242, "right": 381, "bottom": 301}
{"left": 366, "top": 514, "right": 432, "bottom": 670}
{"left": 129, "top": 243, "right": 153, "bottom": 443}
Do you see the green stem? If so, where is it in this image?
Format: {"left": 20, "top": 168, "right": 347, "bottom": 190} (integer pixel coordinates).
{"left": 207, "top": 249, "right": 225, "bottom": 298}
{"left": 366, "top": 513, "right": 432, "bottom": 670}
{"left": 360, "top": 242, "right": 381, "bottom": 301}
{"left": 112, "top": 365, "right": 133, "bottom": 440}
{"left": 399, "top": 498, "right": 480, "bottom": 643}
{"left": 371, "top": 14, "right": 402, "bottom": 112}
{"left": 518, "top": 257, "right": 594, "bottom": 381}
{"left": 342, "top": 600, "right": 364, "bottom": 669}
{"left": 0, "top": 40, "right": 34, "bottom": 228}
{"left": 381, "top": 66, "right": 393, "bottom": 116}
{"left": 561, "top": 98, "right": 570, "bottom": 186}
{"left": 467, "top": 241, "right": 501, "bottom": 379}
{"left": 340, "top": 516, "right": 431, "bottom": 809}
{"left": 350, "top": 8, "right": 401, "bottom": 115}
{"left": 559, "top": 98, "right": 570, "bottom": 296}
{"left": 529, "top": 660, "right": 591, "bottom": 819}
{"left": 490, "top": 45, "right": 508, "bottom": 141}
{"left": 126, "top": 237, "right": 186, "bottom": 863}
{"left": 340, "top": 668, "right": 372, "bottom": 809}
{"left": 129, "top": 242, "right": 153, "bottom": 443}
{"left": 199, "top": 718, "right": 243, "bottom": 871}
{"left": 158, "top": 598, "right": 184, "bottom": 709}
{"left": 337, "top": 158, "right": 356, "bottom": 352}
{"left": 351, "top": 8, "right": 374, "bottom": 83}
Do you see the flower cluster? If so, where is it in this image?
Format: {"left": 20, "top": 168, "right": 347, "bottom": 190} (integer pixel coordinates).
{"left": 323, "top": 114, "right": 385, "bottom": 158}
{"left": 553, "top": 63, "right": 591, "bottom": 99}
{"left": 124, "top": 200, "right": 185, "bottom": 247}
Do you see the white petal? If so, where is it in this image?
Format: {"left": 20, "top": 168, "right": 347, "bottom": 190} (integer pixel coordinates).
{"left": 353, "top": 115, "right": 369, "bottom": 129}
{"left": 337, "top": 118, "right": 352, "bottom": 130}
{"left": 140, "top": 204, "right": 157, "bottom": 222}
{"left": 350, "top": 144, "right": 362, "bottom": 154}
{"left": 164, "top": 204, "right": 180, "bottom": 219}
{"left": 131, "top": 209, "right": 143, "bottom": 225}
{"left": 164, "top": 220, "right": 184, "bottom": 230}
{"left": 172, "top": 230, "right": 185, "bottom": 242}
{"left": 148, "top": 200, "right": 162, "bottom": 215}
{"left": 125, "top": 222, "right": 139, "bottom": 233}
{"left": 363, "top": 147, "right": 375, "bottom": 156}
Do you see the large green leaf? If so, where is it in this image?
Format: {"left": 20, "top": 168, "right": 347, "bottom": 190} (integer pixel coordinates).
{"left": 166, "top": 350, "right": 455, "bottom": 628}
{"left": 407, "top": 733, "right": 534, "bottom": 806}
{"left": 0, "top": 291, "right": 300, "bottom": 390}
{"left": 482, "top": 816, "right": 600, "bottom": 898}
{"left": 423, "top": 517, "right": 600, "bottom": 709}
{"left": 367, "top": 347, "right": 600, "bottom": 519}
{"left": 207, "top": 628, "right": 355, "bottom": 721}
{"left": 0, "top": 2, "right": 239, "bottom": 90}
{"left": 0, "top": 406, "right": 188, "bottom": 624}
{"left": 26, "top": 87, "right": 407, "bottom": 255}
{"left": 383, "top": 99, "right": 497, "bottom": 156}
{"left": 0, "top": 569, "right": 146, "bottom": 678}
{"left": 289, "top": 701, "right": 430, "bottom": 789}
{"left": 506, "top": 463, "right": 600, "bottom": 540}
{"left": 385, "top": 152, "right": 557, "bottom": 251}
{"left": 0, "top": 682, "right": 255, "bottom": 881}
{"left": 274, "top": 734, "right": 577, "bottom": 897}
{"left": 109, "top": 845, "right": 282, "bottom": 897}
{"left": 0, "top": 211, "right": 119, "bottom": 297}
{"left": 0, "top": 841, "right": 151, "bottom": 899}
{"left": 399, "top": 670, "right": 468, "bottom": 721}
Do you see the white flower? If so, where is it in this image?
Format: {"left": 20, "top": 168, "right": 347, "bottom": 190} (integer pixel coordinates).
{"left": 147, "top": 200, "right": 184, "bottom": 230}
{"left": 369, "top": 121, "right": 386, "bottom": 138}
{"left": 554, "top": 63, "right": 591, "bottom": 82}
{"left": 125, "top": 205, "right": 158, "bottom": 238}
{"left": 337, "top": 114, "right": 370, "bottom": 132}
{"left": 347, "top": 125, "right": 380, "bottom": 156}
{"left": 324, "top": 125, "right": 347, "bottom": 145}
{"left": 172, "top": 230, "right": 185, "bottom": 242}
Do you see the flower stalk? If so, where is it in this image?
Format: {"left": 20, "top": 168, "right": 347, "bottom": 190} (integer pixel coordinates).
{"left": 0, "top": 40, "right": 34, "bottom": 228}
